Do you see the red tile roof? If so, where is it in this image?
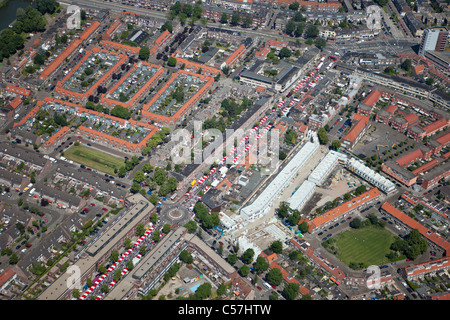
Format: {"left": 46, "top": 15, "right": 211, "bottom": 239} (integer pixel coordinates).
{"left": 411, "top": 159, "right": 438, "bottom": 175}
{"left": 6, "top": 84, "right": 31, "bottom": 97}
{"left": 381, "top": 202, "right": 450, "bottom": 255}
{"left": 436, "top": 132, "right": 450, "bottom": 145}
{"left": 404, "top": 257, "right": 450, "bottom": 278}
{"left": 269, "top": 260, "right": 310, "bottom": 295}
{"left": 403, "top": 113, "right": 419, "bottom": 125}
{"left": 8, "top": 96, "right": 22, "bottom": 109}
{"left": 39, "top": 21, "right": 100, "bottom": 81}
{"left": 266, "top": 40, "right": 287, "bottom": 48}
{"left": 0, "top": 269, "right": 15, "bottom": 287}
{"left": 362, "top": 90, "right": 382, "bottom": 107}
{"left": 142, "top": 69, "right": 214, "bottom": 125}
{"left": 291, "top": 237, "right": 346, "bottom": 282}
{"left": 307, "top": 188, "right": 380, "bottom": 231}
{"left": 225, "top": 44, "right": 246, "bottom": 67}
{"left": 422, "top": 118, "right": 449, "bottom": 135}
{"left": 42, "top": 126, "right": 70, "bottom": 149}
{"left": 385, "top": 105, "right": 398, "bottom": 114}
{"left": 395, "top": 149, "right": 423, "bottom": 167}
{"left": 342, "top": 117, "right": 367, "bottom": 143}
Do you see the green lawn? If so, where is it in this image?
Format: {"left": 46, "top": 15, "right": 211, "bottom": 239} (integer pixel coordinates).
{"left": 64, "top": 144, "right": 125, "bottom": 176}
{"left": 333, "top": 226, "right": 396, "bottom": 267}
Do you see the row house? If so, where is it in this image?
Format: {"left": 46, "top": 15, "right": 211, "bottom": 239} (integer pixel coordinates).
{"left": 402, "top": 257, "right": 450, "bottom": 281}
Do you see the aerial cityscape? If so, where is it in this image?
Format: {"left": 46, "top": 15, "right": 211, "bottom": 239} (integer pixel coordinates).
{"left": 0, "top": 0, "right": 449, "bottom": 303}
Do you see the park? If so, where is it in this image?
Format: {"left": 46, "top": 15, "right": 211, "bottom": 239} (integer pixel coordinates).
{"left": 64, "top": 144, "right": 126, "bottom": 176}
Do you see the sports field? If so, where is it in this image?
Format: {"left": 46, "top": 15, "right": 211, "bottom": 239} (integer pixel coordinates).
{"left": 64, "top": 144, "right": 125, "bottom": 176}
{"left": 334, "top": 226, "right": 396, "bottom": 267}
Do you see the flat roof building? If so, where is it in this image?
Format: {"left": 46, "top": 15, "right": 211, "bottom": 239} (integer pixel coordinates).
{"left": 240, "top": 141, "right": 319, "bottom": 220}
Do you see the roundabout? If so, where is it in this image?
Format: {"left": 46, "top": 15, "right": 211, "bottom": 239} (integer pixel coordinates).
{"left": 160, "top": 202, "right": 191, "bottom": 226}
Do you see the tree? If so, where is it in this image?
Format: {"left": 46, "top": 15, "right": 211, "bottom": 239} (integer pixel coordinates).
{"left": 130, "top": 182, "right": 140, "bottom": 194}
{"left": 152, "top": 232, "right": 160, "bottom": 242}
{"left": 239, "top": 265, "right": 250, "bottom": 277}
{"left": 284, "top": 283, "right": 300, "bottom": 300}
{"left": 184, "top": 220, "right": 197, "bottom": 233}
{"left": 374, "top": 0, "right": 388, "bottom": 6}
{"left": 161, "top": 21, "right": 173, "bottom": 33}
{"left": 270, "top": 240, "right": 283, "bottom": 254}
{"left": 254, "top": 256, "right": 269, "bottom": 274}
{"left": 289, "top": 2, "right": 300, "bottom": 10}
{"left": 72, "top": 289, "right": 80, "bottom": 299}
{"left": 314, "top": 37, "right": 327, "bottom": 49}
{"left": 331, "top": 140, "right": 341, "bottom": 150}
{"left": 241, "top": 248, "right": 255, "bottom": 264}
{"left": 36, "top": 0, "right": 58, "bottom": 15}
{"left": 285, "top": 20, "right": 296, "bottom": 35}
{"left": 317, "top": 127, "right": 329, "bottom": 144}
{"left": 136, "top": 224, "right": 146, "bottom": 237}
{"left": 305, "top": 24, "right": 319, "bottom": 38}
{"left": 349, "top": 217, "right": 362, "bottom": 229}
{"left": 110, "top": 250, "right": 119, "bottom": 263}
{"left": 167, "top": 56, "right": 177, "bottom": 67}
{"left": 111, "top": 105, "right": 131, "bottom": 119}
{"left": 179, "top": 250, "right": 193, "bottom": 264}
{"left": 279, "top": 47, "right": 292, "bottom": 59}
{"left": 162, "top": 223, "right": 171, "bottom": 234}
{"left": 354, "top": 185, "right": 367, "bottom": 196}
{"left": 9, "top": 253, "right": 19, "bottom": 265}
{"left": 220, "top": 12, "right": 229, "bottom": 24}
{"left": 295, "top": 23, "right": 304, "bottom": 37}
{"left": 231, "top": 12, "right": 241, "bottom": 26}
{"left": 242, "top": 15, "right": 252, "bottom": 28}
{"left": 227, "top": 253, "right": 238, "bottom": 265}
{"left": 154, "top": 167, "right": 167, "bottom": 185}
{"left": 142, "top": 163, "right": 154, "bottom": 173}
{"left": 194, "top": 282, "right": 212, "bottom": 300}
{"left": 267, "top": 268, "right": 283, "bottom": 286}
{"left": 125, "top": 238, "right": 133, "bottom": 249}
{"left": 299, "top": 221, "right": 309, "bottom": 233}
{"left": 139, "top": 46, "right": 150, "bottom": 61}
{"left": 400, "top": 59, "right": 412, "bottom": 73}
{"left": 193, "top": 5, "right": 203, "bottom": 19}
{"left": 287, "top": 209, "right": 301, "bottom": 226}
{"left": 277, "top": 201, "right": 291, "bottom": 219}
{"left": 284, "top": 128, "right": 297, "bottom": 145}
{"left": 217, "top": 284, "right": 227, "bottom": 297}
{"left": 34, "top": 54, "right": 45, "bottom": 66}
{"left": 182, "top": 3, "right": 193, "bottom": 17}
{"left": 133, "top": 170, "right": 145, "bottom": 183}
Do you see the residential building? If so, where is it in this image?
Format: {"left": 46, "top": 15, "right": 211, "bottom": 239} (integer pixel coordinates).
{"left": 402, "top": 257, "right": 450, "bottom": 281}
{"left": 341, "top": 114, "right": 369, "bottom": 149}
{"left": 418, "top": 27, "right": 449, "bottom": 56}
{"left": 380, "top": 202, "right": 450, "bottom": 256}
{"left": 304, "top": 188, "right": 381, "bottom": 232}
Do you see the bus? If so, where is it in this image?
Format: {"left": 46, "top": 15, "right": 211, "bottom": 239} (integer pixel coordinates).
{"left": 328, "top": 55, "right": 337, "bottom": 61}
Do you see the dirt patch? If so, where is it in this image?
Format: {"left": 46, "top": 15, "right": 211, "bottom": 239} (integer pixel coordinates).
{"left": 302, "top": 192, "right": 323, "bottom": 214}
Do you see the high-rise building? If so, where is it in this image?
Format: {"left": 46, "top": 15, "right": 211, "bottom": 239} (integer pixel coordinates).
{"left": 419, "top": 27, "right": 449, "bottom": 56}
